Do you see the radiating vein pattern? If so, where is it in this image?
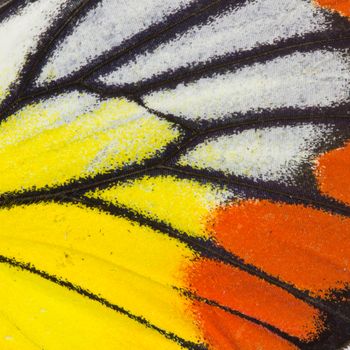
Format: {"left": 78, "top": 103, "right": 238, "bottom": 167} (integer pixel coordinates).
{"left": 208, "top": 200, "right": 350, "bottom": 299}
{"left": 0, "top": 202, "right": 327, "bottom": 348}
{"left": 35, "top": 0, "right": 197, "bottom": 86}
{"left": 143, "top": 49, "right": 350, "bottom": 124}
{"left": 0, "top": 0, "right": 75, "bottom": 103}
{"left": 94, "top": 0, "right": 334, "bottom": 89}
{"left": 0, "top": 91, "right": 183, "bottom": 194}
{"left": 176, "top": 123, "right": 336, "bottom": 184}
{"left": 0, "top": 262, "right": 186, "bottom": 350}
{"left": 87, "top": 174, "right": 237, "bottom": 237}
{"left": 0, "top": 0, "right": 349, "bottom": 349}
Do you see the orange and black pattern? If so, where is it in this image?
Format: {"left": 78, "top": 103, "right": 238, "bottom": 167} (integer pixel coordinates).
{"left": 0, "top": 0, "right": 349, "bottom": 349}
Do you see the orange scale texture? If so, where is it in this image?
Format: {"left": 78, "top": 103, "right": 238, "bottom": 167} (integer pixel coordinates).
{"left": 207, "top": 200, "right": 350, "bottom": 298}
{"left": 315, "top": 142, "right": 350, "bottom": 206}
{"left": 191, "top": 301, "right": 299, "bottom": 350}
{"left": 315, "top": 0, "right": 350, "bottom": 17}
{"left": 187, "top": 259, "right": 325, "bottom": 342}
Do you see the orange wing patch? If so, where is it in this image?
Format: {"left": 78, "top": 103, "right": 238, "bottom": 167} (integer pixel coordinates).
{"left": 208, "top": 200, "right": 350, "bottom": 299}
{"left": 187, "top": 259, "right": 325, "bottom": 342}
{"left": 315, "top": 142, "right": 350, "bottom": 205}
{"left": 191, "top": 301, "right": 298, "bottom": 350}
{"left": 315, "top": 0, "right": 350, "bottom": 17}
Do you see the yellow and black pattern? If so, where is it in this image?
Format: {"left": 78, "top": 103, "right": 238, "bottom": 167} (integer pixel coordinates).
{"left": 0, "top": 0, "right": 350, "bottom": 349}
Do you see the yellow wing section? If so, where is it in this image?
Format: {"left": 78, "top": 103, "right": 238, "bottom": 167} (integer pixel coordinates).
{"left": 0, "top": 263, "right": 184, "bottom": 350}
{"left": 0, "top": 202, "right": 203, "bottom": 344}
{"left": 0, "top": 92, "right": 182, "bottom": 194}
{"left": 87, "top": 174, "right": 236, "bottom": 238}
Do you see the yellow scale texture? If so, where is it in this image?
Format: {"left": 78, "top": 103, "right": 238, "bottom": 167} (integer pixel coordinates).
{"left": 0, "top": 95, "right": 181, "bottom": 194}
{"left": 0, "top": 202, "right": 206, "bottom": 346}
{"left": 87, "top": 175, "right": 236, "bottom": 238}
{"left": 0, "top": 263, "right": 184, "bottom": 350}
{"left": 0, "top": 85, "right": 253, "bottom": 349}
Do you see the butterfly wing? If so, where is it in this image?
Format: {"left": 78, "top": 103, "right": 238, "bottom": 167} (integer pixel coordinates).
{"left": 0, "top": 0, "right": 349, "bottom": 349}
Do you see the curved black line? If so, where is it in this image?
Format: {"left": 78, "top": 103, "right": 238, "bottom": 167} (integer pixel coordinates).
{"left": 0, "top": 152, "right": 349, "bottom": 220}
{"left": 0, "top": 255, "right": 206, "bottom": 350}
{"left": 161, "top": 166, "right": 350, "bottom": 217}
{"left": 4, "top": 78, "right": 350, "bottom": 134}
{"left": 0, "top": 83, "right": 194, "bottom": 134}
{"left": 15, "top": 0, "right": 94, "bottom": 98}
{"left": 0, "top": 243, "right": 315, "bottom": 349}
{"left": 181, "top": 289, "right": 350, "bottom": 350}
{"left": 0, "top": 0, "right": 94, "bottom": 120}
{"left": 115, "top": 99, "right": 350, "bottom": 133}
{"left": 1, "top": 106, "right": 340, "bottom": 217}
{"left": 0, "top": 2, "right": 348, "bottom": 349}
{"left": 0, "top": 109, "right": 347, "bottom": 221}
{"left": 0, "top": 2, "right": 346, "bottom": 136}
{"left": 0, "top": 0, "right": 232, "bottom": 117}
{"left": 83, "top": 0, "right": 350, "bottom": 93}
{"left": 0, "top": 111, "right": 348, "bottom": 218}
{"left": 26, "top": 0, "right": 226, "bottom": 97}
{"left": 157, "top": 117, "right": 350, "bottom": 209}
{"left": 137, "top": 36, "right": 350, "bottom": 94}
{"left": 177, "top": 288, "right": 304, "bottom": 348}
{"left": 131, "top": 94, "right": 197, "bottom": 133}
{"left": 75, "top": 0, "right": 227, "bottom": 82}
{"left": 0, "top": 167, "right": 157, "bottom": 207}
{"left": 67, "top": 195, "right": 350, "bottom": 326}
{"left": 85, "top": 36, "right": 350, "bottom": 97}
{"left": 158, "top": 115, "right": 350, "bottom": 164}
{"left": 2, "top": 192, "right": 350, "bottom": 349}
{"left": 78, "top": 82, "right": 350, "bottom": 136}
{"left": 0, "top": 82, "right": 87, "bottom": 122}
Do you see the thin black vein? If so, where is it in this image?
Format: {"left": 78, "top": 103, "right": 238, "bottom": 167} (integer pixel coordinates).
{"left": 85, "top": 36, "right": 350, "bottom": 96}
{"left": 17, "top": 0, "right": 94, "bottom": 97}
{"left": 67, "top": 195, "right": 350, "bottom": 326}
{"left": 0, "top": 255, "right": 206, "bottom": 350}
{"left": 160, "top": 166, "right": 350, "bottom": 217}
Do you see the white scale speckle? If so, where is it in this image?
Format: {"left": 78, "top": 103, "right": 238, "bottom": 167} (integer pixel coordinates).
{"left": 99, "top": 0, "right": 329, "bottom": 87}
{"left": 144, "top": 50, "right": 350, "bottom": 122}
{"left": 178, "top": 123, "right": 334, "bottom": 184}
{"left": 36, "top": 0, "right": 195, "bottom": 85}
